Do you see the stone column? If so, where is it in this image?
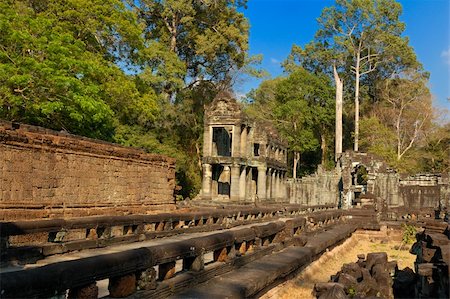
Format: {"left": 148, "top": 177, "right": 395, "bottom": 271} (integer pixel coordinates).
{"left": 246, "top": 168, "right": 252, "bottom": 201}
{"left": 266, "top": 168, "right": 272, "bottom": 200}
{"left": 281, "top": 172, "right": 287, "bottom": 200}
{"left": 230, "top": 164, "right": 240, "bottom": 201}
{"left": 276, "top": 171, "right": 281, "bottom": 201}
{"left": 232, "top": 125, "right": 241, "bottom": 157}
{"left": 202, "top": 163, "right": 212, "bottom": 200}
{"left": 203, "top": 125, "right": 212, "bottom": 157}
{"left": 239, "top": 166, "right": 246, "bottom": 201}
{"left": 272, "top": 170, "right": 277, "bottom": 201}
{"left": 257, "top": 166, "right": 267, "bottom": 201}
{"left": 240, "top": 126, "right": 247, "bottom": 157}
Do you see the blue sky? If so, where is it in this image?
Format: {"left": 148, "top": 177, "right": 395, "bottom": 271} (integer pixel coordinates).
{"left": 237, "top": 0, "right": 450, "bottom": 111}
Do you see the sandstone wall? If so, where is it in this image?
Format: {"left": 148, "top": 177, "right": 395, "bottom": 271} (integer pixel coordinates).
{"left": 398, "top": 173, "right": 449, "bottom": 209}
{"left": 288, "top": 166, "right": 340, "bottom": 206}
{"left": 0, "top": 121, "right": 176, "bottom": 220}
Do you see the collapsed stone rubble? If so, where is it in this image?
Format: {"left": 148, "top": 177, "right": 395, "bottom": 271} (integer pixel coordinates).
{"left": 314, "top": 252, "right": 396, "bottom": 299}
{"left": 410, "top": 220, "right": 449, "bottom": 298}
{"left": 314, "top": 219, "right": 450, "bottom": 299}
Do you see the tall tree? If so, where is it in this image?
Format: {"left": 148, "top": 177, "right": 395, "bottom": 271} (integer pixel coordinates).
{"left": 286, "top": 0, "right": 422, "bottom": 152}
{"left": 131, "top": 0, "right": 250, "bottom": 94}
{"left": 376, "top": 74, "right": 433, "bottom": 161}
{"left": 0, "top": 0, "right": 155, "bottom": 139}
{"left": 360, "top": 72, "right": 434, "bottom": 172}
{"left": 246, "top": 68, "right": 334, "bottom": 177}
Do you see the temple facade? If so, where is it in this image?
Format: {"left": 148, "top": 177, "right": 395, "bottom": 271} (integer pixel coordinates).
{"left": 201, "top": 92, "right": 288, "bottom": 202}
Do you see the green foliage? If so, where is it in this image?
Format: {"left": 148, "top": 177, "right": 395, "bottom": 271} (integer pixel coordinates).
{"left": 419, "top": 122, "right": 450, "bottom": 173}
{"left": 246, "top": 67, "right": 335, "bottom": 176}
{"left": 401, "top": 223, "right": 417, "bottom": 244}
{"left": 359, "top": 72, "right": 444, "bottom": 174}
{"left": 0, "top": 0, "right": 156, "bottom": 139}
{"left": 1, "top": 0, "right": 257, "bottom": 198}
{"left": 132, "top": 0, "right": 250, "bottom": 90}
{"left": 348, "top": 286, "right": 356, "bottom": 297}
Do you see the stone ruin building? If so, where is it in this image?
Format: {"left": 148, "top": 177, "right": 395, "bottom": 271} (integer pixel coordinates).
{"left": 201, "top": 91, "right": 288, "bottom": 203}
{"left": 200, "top": 92, "right": 449, "bottom": 217}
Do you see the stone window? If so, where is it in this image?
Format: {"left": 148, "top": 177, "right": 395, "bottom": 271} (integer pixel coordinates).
{"left": 212, "top": 164, "right": 230, "bottom": 197}
{"left": 253, "top": 143, "right": 260, "bottom": 156}
{"left": 212, "top": 127, "right": 232, "bottom": 157}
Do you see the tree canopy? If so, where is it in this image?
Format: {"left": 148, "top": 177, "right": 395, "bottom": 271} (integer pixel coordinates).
{"left": 246, "top": 67, "right": 335, "bottom": 177}
{"left": 1, "top": 0, "right": 447, "bottom": 195}
{"left": 0, "top": 0, "right": 255, "bottom": 198}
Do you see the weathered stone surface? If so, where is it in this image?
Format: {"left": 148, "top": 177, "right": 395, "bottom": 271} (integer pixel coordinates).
{"left": 393, "top": 267, "right": 416, "bottom": 298}
{"left": 0, "top": 121, "right": 176, "bottom": 221}
{"left": 159, "top": 261, "right": 176, "bottom": 280}
{"left": 322, "top": 251, "right": 398, "bottom": 299}
{"left": 318, "top": 284, "right": 348, "bottom": 299}
{"left": 108, "top": 273, "right": 136, "bottom": 298}
{"left": 137, "top": 268, "right": 157, "bottom": 290}
{"left": 341, "top": 263, "right": 362, "bottom": 281}
{"left": 67, "top": 283, "right": 98, "bottom": 299}
{"left": 337, "top": 273, "right": 358, "bottom": 291}
{"left": 366, "top": 252, "right": 387, "bottom": 271}
{"left": 314, "top": 282, "right": 345, "bottom": 296}
{"left": 183, "top": 254, "right": 205, "bottom": 272}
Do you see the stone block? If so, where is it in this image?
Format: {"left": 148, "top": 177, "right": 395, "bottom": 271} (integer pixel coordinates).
{"left": 183, "top": 254, "right": 204, "bottom": 272}
{"left": 68, "top": 282, "right": 98, "bottom": 299}
{"left": 158, "top": 261, "right": 176, "bottom": 280}
{"left": 214, "top": 247, "right": 229, "bottom": 262}
{"left": 137, "top": 268, "right": 157, "bottom": 290}
{"left": 108, "top": 273, "right": 136, "bottom": 298}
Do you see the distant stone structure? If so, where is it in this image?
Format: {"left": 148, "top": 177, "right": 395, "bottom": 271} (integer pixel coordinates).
{"left": 200, "top": 93, "right": 449, "bottom": 213}
{"left": 201, "top": 91, "right": 288, "bottom": 202}
{"left": 340, "top": 151, "right": 399, "bottom": 209}
{"left": 287, "top": 165, "right": 340, "bottom": 207}
{"left": 339, "top": 151, "right": 449, "bottom": 213}
{"left": 0, "top": 121, "right": 176, "bottom": 220}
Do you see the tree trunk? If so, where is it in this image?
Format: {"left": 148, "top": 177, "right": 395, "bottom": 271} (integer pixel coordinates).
{"left": 293, "top": 152, "right": 300, "bottom": 179}
{"left": 321, "top": 133, "right": 326, "bottom": 165}
{"left": 354, "top": 53, "right": 361, "bottom": 152}
{"left": 333, "top": 64, "right": 343, "bottom": 161}
{"left": 170, "top": 13, "right": 178, "bottom": 52}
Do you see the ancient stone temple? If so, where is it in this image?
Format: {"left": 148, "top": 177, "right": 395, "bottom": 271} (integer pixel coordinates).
{"left": 201, "top": 91, "right": 288, "bottom": 202}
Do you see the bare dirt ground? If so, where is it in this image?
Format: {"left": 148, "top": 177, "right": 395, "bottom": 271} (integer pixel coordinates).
{"left": 261, "top": 231, "right": 416, "bottom": 299}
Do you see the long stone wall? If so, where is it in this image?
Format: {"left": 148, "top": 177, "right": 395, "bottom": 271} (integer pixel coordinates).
{"left": 287, "top": 151, "right": 449, "bottom": 213}
{"left": 398, "top": 173, "right": 449, "bottom": 209}
{"left": 0, "top": 121, "right": 176, "bottom": 220}
{"left": 288, "top": 166, "right": 340, "bottom": 206}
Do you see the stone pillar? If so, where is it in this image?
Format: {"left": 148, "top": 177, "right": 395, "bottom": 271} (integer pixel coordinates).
{"left": 232, "top": 125, "right": 241, "bottom": 157}
{"left": 203, "top": 125, "right": 212, "bottom": 157}
{"left": 159, "top": 261, "right": 176, "bottom": 280}
{"left": 240, "top": 126, "right": 247, "bottom": 157}
{"left": 266, "top": 168, "right": 272, "bottom": 201}
{"left": 272, "top": 170, "right": 277, "bottom": 201}
{"left": 279, "top": 172, "right": 284, "bottom": 200}
{"left": 281, "top": 172, "right": 287, "bottom": 200}
{"left": 272, "top": 169, "right": 278, "bottom": 201}
{"left": 276, "top": 171, "right": 281, "bottom": 201}
{"left": 68, "top": 283, "right": 98, "bottom": 299}
{"left": 230, "top": 164, "right": 240, "bottom": 201}
{"left": 108, "top": 273, "right": 136, "bottom": 297}
{"left": 257, "top": 166, "right": 267, "bottom": 201}
{"left": 202, "top": 163, "right": 212, "bottom": 200}
{"left": 246, "top": 168, "right": 253, "bottom": 201}
{"left": 239, "top": 166, "right": 246, "bottom": 201}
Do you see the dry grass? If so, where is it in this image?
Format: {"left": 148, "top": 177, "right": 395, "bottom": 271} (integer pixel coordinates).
{"left": 262, "top": 233, "right": 416, "bottom": 299}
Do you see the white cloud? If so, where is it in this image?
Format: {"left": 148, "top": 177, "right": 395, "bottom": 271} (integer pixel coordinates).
{"left": 441, "top": 47, "right": 450, "bottom": 65}
{"left": 270, "top": 58, "right": 280, "bottom": 64}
